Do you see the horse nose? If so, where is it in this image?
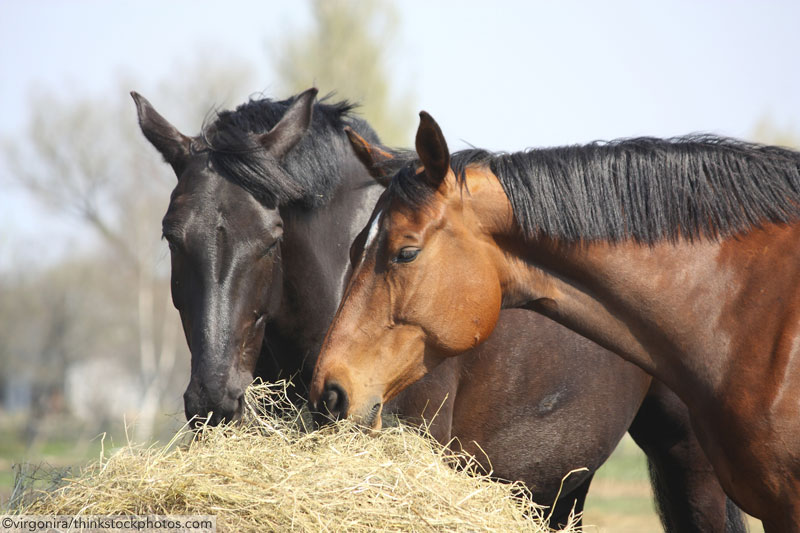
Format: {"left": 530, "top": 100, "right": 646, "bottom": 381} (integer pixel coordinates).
{"left": 317, "top": 381, "right": 349, "bottom": 423}
{"left": 184, "top": 385, "right": 244, "bottom": 428}
{"left": 207, "top": 393, "right": 244, "bottom": 426}
{"left": 184, "top": 387, "right": 204, "bottom": 424}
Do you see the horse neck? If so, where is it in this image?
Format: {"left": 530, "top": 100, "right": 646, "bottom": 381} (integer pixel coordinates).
{"left": 457, "top": 164, "right": 712, "bottom": 399}
{"left": 501, "top": 221, "right": 800, "bottom": 407}
{"left": 271, "top": 152, "right": 384, "bottom": 383}
{"left": 481, "top": 195, "right": 730, "bottom": 406}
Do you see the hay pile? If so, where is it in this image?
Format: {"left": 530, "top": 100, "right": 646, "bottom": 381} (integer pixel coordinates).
{"left": 17, "top": 382, "right": 578, "bottom": 532}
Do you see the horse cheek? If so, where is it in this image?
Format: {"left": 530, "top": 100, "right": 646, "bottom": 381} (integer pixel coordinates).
{"left": 444, "top": 275, "right": 502, "bottom": 354}
{"left": 473, "top": 281, "right": 502, "bottom": 347}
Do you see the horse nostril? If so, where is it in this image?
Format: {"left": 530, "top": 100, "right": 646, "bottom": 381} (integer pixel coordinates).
{"left": 366, "top": 402, "right": 382, "bottom": 428}
{"left": 324, "top": 388, "right": 339, "bottom": 410}
{"left": 321, "top": 382, "right": 349, "bottom": 421}
{"left": 369, "top": 402, "right": 381, "bottom": 419}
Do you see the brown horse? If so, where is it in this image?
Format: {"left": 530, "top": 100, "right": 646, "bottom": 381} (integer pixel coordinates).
{"left": 310, "top": 111, "right": 800, "bottom": 531}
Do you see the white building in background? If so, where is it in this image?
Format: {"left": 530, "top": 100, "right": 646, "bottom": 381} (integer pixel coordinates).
{"left": 2, "top": 375, "right": 33, "bottom": 412}
{"left": 65, "top": 358, "right": 143, "bottom": 421}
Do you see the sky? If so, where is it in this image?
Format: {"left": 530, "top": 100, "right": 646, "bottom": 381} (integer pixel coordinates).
{"left": 2, "top": 0, "right": 800, "bottom": 267}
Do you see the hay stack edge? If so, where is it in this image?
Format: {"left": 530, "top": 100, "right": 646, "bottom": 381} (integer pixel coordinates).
{"left": 16, "top": 382, "right": 579, "bottom": 532}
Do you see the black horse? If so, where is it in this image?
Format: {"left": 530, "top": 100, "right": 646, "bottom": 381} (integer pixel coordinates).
{"left": 132, "top": 89, "right": 744, "bottom": 531}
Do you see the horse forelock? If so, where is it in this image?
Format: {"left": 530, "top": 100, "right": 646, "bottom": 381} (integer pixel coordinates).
{"left": 200, "top": 93, "right": 380, "bottom": 208}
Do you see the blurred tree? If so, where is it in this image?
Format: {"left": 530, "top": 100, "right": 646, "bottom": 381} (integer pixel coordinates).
{"left": 752, "top": 116, "right": 800, "bottom": 148}
{"left": 1, "top": 55, "right": 256, "bottom": 442}
{"left": 0, "top": 255, "right": 124, "bottom": 444}
{"left": 272, "top": 0, "right": 414, "bottom": 146}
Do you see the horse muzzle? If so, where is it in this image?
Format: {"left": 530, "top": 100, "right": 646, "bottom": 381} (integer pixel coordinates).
{"left": 183, "top": 383, "right": 245, "bottom": 428}
{"left": 311, "top": 380, "right": 383, "bottom": 430}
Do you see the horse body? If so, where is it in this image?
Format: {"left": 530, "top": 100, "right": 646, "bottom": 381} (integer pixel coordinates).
{"left": 512, "top": 223, "right": 800, "bottom": 526}
{"left": 135, "top": 92, "right": 744, "bottom": 530}
{"left": 526, "top": 224, "right": 798, "bottom": 491}
{"left": 310, "top": 112, "right": 800, "bottom": 530}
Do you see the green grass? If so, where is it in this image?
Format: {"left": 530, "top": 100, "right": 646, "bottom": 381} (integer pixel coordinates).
{"left": 0, "top": 470, "right": 14, "bottom": 496}
{"left": 581, "top": 435, "right": 661, "bottom": 532}
{"left": 582, "top": 434, "right": 764, "bottom": 533}
{"left": 590, "top": 436, "right": 649, "bottom": 482}
{"left": 0, "top": 436, "right": 110, "bottom": 508}
{"left": 0, "top": 413, "right": 182, "bottom": 509}
{"left": 586, "top": 493, "right": 656, "bottom": 516}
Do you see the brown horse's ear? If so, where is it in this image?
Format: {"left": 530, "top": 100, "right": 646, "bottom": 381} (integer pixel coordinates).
{"left": 345, "top": 127, "right": 394, "bottom": 187}
{"left": 415, "top": 111, "right": 450, "bottom": 189}
{"left": 131, "top": 91, "right": 191, "bottom": 175}
{"left": 259, "top": 87, "right": 318, "bottom": 160}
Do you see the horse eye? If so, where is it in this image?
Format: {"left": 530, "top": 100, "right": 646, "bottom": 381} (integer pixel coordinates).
{"left": 393, "top": 247, "right": 420, "bottom": 264}
{"left": 163, "top": 235, "right": 180, "bottom": 254}
{"left": 262, "top": 238, "right": 281, "bottom": 258}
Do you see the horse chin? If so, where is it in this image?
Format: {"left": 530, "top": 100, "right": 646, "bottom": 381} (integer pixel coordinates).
{"left": 187, "top": 406, "right": 244, "bottom": 432}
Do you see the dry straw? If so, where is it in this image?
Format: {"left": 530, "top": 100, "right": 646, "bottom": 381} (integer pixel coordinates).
{"left": 17, "top": 382, "right": 579, "bottom": 532}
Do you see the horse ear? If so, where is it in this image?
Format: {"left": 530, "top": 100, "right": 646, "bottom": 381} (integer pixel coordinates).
{"left": 345, "top": 127, "right": 393, "bottom": 187}
{"left": 131, "top": 91, "right": 191, "bottom": 175}
{"left": 259, "top": 87, "right": 318, "bottom": 160}
{"left": 415, "top": 111, "right": 450, "bottom": 189}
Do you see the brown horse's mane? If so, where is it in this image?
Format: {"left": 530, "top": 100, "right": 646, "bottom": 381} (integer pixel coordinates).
{"left": 199, "top": 93, "right": 381, "bottom": 208}
{"left": 387, "top": 135, "right": 800, "bottom": 243}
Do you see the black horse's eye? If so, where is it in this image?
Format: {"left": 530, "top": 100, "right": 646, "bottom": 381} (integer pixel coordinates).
{"left": 262, "top": 237, "right": 281, "bottom": 258}
{"left": 163, "top": 234, "right": 179, "bottom": 254}
{"left": 393, "top": 247, "right": 420, "bottom": 264}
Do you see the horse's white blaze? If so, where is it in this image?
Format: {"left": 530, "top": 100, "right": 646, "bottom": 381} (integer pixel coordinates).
{"left": 365, "top": 209, "right": 382, "bottom": 250}
{"left": 352, "top": 209, "right": 383, "bottom": 270}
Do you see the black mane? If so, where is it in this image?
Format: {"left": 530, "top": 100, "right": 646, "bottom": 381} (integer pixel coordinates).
{"left": 387, "top": 135, "right": 800, "bottom": 243}
{"left": 202, "top": 93, "right": 381, "bottom": 208}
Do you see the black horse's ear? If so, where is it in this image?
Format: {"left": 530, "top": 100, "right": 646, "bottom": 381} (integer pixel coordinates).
{"left": 345, "top": 127, "right": 393, "bottom": 187}
{"left": 131, "top": 91, "right": 191, "bottom": 175}
{"left": 259, "top": 87, "right": 318, "bottom": 160}
{"left": 415, "top": 111, "right": 450, "bottom": 189}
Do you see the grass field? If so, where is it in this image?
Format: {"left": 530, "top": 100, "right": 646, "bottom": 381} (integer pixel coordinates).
{"left": 0, "top": 413, "right": 172, "bottom": 508}
{"left": 581, "top": 435, "right": 664, "bottom": 532}
{"left": 582, "top": 435, "right": 763, "bottom": 533}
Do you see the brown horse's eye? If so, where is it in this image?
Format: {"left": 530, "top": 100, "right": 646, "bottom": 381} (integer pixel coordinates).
{"left": 393, "top": 247, "right": 420, "bottom": 264}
